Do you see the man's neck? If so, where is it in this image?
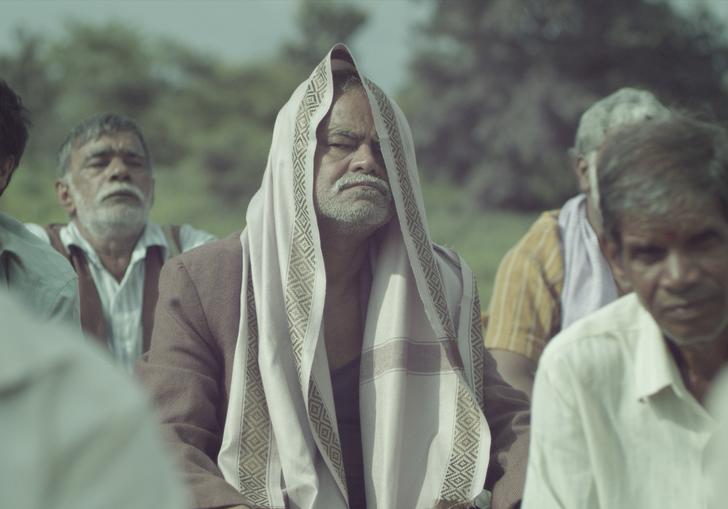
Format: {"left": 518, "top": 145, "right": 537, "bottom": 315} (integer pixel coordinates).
{"left": 670, "top": 336, "right": 728, "bottom": 404}
{"left": 73, "top": 219, "right": 145, "bottom": 282}
{"left": 320, "top": 228, "right": 371, "bottom": 291}
{"left": 319, "top": 226, "right": 375, "bottom": 371}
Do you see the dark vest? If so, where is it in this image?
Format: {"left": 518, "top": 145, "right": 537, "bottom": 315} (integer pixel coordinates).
{"left": 44, "top": 223, "right": 181, "bottom": 353}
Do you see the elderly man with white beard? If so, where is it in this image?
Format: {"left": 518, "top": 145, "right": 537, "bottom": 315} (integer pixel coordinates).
{"left": 27, "top": 113, "right": 215, "bottom": 372}
{"left": 139, "top": 47, "right": 530, "bottom": 509}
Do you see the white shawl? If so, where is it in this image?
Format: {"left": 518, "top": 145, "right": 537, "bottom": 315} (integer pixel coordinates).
{"left": 558, "top": 194, "right": 618, "bottom": 329}
{"left": 217, "top": 45, "right": 490, "bottom": 509}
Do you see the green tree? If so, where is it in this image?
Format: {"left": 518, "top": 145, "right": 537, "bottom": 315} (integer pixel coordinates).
{"left": 404, "top": 0, "right": 728, "bottom": 210}
{"left": 284, "top": 0, "right": 368, "bottom": 70}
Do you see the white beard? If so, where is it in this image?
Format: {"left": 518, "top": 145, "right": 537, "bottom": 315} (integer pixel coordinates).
{"left": 316, "top": 173, "right": 394, "bottom": 235}
{"left": 69, "top": 181, "right": 151, "bottom": 243}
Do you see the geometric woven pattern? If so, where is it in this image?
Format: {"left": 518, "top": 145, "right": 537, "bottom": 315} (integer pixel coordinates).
{"left": 237, "top": 277, "right": 275, "bottom": 508}
{"left": 308, "top": 381, "right": 349, "bottom": 500}
{"left": 285, "top": 59, "right": 328, "bottom": 377}
{"left": 470, "top": 274, "right": 485, "bottom": 410}
{"left": 366, "top": 79, "right": 482, "bottom": 503}
{"left": 365, "top": 78, "right": 456, "bottom": 340}
{"left": 284, "top": 60, "right": 348, "bottom": 497}
{"left": 439, "top": 380, "right": 482, "bottom": 502}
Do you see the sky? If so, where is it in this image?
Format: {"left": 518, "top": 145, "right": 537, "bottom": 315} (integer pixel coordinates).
{"left": 0, "top": 0, "right": 431, "bottom": 94}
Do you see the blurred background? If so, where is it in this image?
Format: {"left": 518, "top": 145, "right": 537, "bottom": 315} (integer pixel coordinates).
{"left": 2, "top": 0, "right": 727, "bottom": 301}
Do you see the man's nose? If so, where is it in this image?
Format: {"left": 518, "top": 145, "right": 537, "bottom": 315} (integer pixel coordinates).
{"left": 351, "top": 143, "right": 386, "bottom": 180}
{"left": 663, "top": 251, "right": 699, "bottom": 289}
{"left": 108, "top": 158, "right": 131, "bottom": 181}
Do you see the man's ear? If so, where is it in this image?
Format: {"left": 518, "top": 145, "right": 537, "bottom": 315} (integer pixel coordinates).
{"left": 55, "top": 178, "right": 76, "bottom": 216}
{"left": 600, "top": 233, "right": 632, "bottom": 295}
{"left": 574, "top": 156, "right": 590, "bottom": 194}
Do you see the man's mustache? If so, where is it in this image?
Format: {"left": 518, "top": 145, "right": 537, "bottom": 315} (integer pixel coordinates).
{"left": 96, "top": 183, "right": 145, "bottom": 204}
{"left": 334, "top": 174, "right": 390, "bottom": 197}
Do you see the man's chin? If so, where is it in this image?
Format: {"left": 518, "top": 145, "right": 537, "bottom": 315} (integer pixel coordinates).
{"left": 663, "top": 323, "right": 728, "bottom": 347}
{"left": 77, "top": 207, "right": 149, "bottom": 242}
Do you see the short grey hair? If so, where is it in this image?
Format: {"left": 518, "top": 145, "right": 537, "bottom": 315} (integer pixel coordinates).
{"left": 598, "top": 114, "right": 728, "bottom": 245}
{"left": 57, "top": 112, "right": 151, "bottom": 177}
{"left": 572, "top": 88, "right": 670, "bottom": 158}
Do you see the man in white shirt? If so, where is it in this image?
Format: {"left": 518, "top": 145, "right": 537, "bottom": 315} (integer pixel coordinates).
{"left": 0, "top": 79, "right": 78, "bottom": 325}
{"left": 523, "top": 114, "right": 728, "bottom": 508}
{"left": 0, "top": 289, "right": 187, "bottom": 509}
{"left": 27, "top": 113, "right": 215, "bottom": 371}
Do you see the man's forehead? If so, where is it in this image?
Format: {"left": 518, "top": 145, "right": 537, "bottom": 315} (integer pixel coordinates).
{"left": 75, "top": 131, "right": 145, "bottom": 155}
{"left": 620, "top": 201, "right": 728, "bottom": 243}
{"left": 319, "top": 90, "right": 377, "bottom": 138}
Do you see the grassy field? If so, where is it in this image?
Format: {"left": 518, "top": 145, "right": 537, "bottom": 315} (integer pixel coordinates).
{"left": 422, "top": 180, "right": 537, "bottom": 304}
{"left": 1, "top": 168, "right": 537, "bottom": 306}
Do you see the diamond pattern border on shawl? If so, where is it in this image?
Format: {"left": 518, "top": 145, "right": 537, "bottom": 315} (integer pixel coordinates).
{"left": 470, "top": 274, "right": 485, "bottom": 410}
{"left": 439, "top": 381, "right": 483, "bottom": 502}
{"left": 364, "top": 78, "right": 456, "bottom": 340}
{"left": 308, "top": 380, "right": 348, "bottom": 499}
{"left": 286, "top": 59, "right": 327, "bottom": 373}
{"left": 237, "top": 277, "right": 275, "bottom": 508}
{"left": 284, "top": 59, "right": 348, "bottom": 499}
{"left": 366, "top": 78, "right": 481, "bottom": 502}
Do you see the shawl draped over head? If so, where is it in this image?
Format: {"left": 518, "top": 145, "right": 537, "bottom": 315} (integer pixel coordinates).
{"left": 217, "top": 45, "right": 490, "bottom": 509}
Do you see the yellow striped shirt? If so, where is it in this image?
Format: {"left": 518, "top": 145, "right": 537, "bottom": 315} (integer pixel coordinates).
{"left": 484, "top": 210, "right": 563, "bottom": 361}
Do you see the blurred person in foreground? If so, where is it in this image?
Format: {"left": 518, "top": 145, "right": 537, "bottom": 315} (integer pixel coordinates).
{"left": 139, "top": 45, "right": 530, "bottom": 509}
{"left": 0, "top": 289, "right": 187, "bottom": 509}
{"left": 484, "top": 88, "right": 670, "bottom": 396}
{"left": 707, "top": 369, "right": 728, "bottom": 509}
{"left": 523, "top": 114, "right": 728, "bottom": 508}
{"left": 0, "top": 79, "right": 77, "bottom": 324}
{"left": 27, "top": 113, "right": 215, "bottom": 372}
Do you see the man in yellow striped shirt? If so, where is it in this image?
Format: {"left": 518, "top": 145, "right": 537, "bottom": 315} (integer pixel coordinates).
{"left": 484, "top": 88, "right": 669, "bottom": 396}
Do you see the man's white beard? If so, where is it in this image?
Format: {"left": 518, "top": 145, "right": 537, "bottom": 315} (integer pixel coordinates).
{"left": 316, "top": 174, "right": 395, "bottom": 235}
{"left": 69, "top": 181, "right": 151, "bottom": 243}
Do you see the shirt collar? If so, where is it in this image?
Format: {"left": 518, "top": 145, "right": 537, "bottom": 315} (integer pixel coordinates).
{"left": 633, "top": 296, "right": 687, "bottom": 401}
{"left": 0, "top": 211, "right": 37, "bottom": 257}
{"left": 62, "top": 221, "right": 168, "bottom": 267}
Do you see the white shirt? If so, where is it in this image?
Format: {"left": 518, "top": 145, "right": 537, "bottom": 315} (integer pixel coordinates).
{"left": 26, "top": 221, "right": 215, "bottom": 372}
{"left": 0, "top": 290, "right": 188, "bottom": 509}
{"left": 523, "top": 293, "right": 718, "bottom": 509}
{"left": 0, "top": 212, "right": 78, "bottom": 325}
{"left": 707, "top": 370, "right": 728, "bottom": 509}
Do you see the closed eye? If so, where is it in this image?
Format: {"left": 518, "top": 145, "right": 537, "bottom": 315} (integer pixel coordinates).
{"left": 689, "top": 230, "right": 722, "bottom": 250}
{"left": 630, "top": 245, "right": 665, "bottom": 264}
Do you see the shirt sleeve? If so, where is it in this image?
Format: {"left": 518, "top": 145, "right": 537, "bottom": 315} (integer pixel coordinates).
{"left": 484, "top": 213, "right": 564, "bottom": 362}
{"left": 521, "top": 353, "right": 597, "bottom": 509}
{"left": 138, "top": 258, "right": 250, "bottom": 509}
{"left": 481, "top": 348, "right": 531, "bottom": 509}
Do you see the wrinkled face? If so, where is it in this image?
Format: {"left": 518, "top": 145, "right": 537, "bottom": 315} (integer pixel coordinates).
{"left": 609, "top": 197, "right": 728, "bottom": 346}
{"left": 313, "top": 88, "right": 394, "bottom": 235}
{"left": 62, "top": 131, "right": 154, "bottom": 241}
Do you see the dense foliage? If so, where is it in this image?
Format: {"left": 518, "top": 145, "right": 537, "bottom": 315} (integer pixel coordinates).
{"left": 403, "top": 0, "right": 728, "bottom": 210}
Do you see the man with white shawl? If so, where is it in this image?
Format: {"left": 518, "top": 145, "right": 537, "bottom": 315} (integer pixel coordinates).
{"left": 484, "top": 88, "right": 671, "bottom": 396}
{"left": 139, "top": 46, "right": 529, "bottom": 509}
